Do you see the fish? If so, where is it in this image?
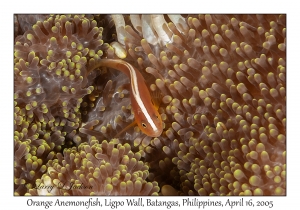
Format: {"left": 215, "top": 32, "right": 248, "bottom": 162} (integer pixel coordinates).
{"left": 87, "top": 59, "right": 163, "bottom": 137}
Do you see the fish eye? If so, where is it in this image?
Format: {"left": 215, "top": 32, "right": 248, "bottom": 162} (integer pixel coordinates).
{"left": 142, "top": 123, "right": 147, "bottom": 128}
{"left": 156, "top": 115, "right": 159, "bottom": 119}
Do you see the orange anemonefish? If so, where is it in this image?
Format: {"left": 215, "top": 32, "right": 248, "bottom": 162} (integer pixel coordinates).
{"left": 88, "top": 59, "right": 163, "bottom": 137}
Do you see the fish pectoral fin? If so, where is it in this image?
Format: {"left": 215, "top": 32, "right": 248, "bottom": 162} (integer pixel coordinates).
{"left": 150, "top": 89, "right": 162, "bottom": 109}
{"left": 114, "top": 120, "right": 137, "bottom": 138}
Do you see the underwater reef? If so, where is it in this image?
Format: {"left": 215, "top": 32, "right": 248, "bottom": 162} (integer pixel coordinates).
{"left": 14, "top": 14, "right": 286, "bottom": 196}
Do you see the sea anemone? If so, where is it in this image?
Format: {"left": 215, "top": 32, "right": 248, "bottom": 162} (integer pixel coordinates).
{"left": 14, "top": 14, "right": 106, "bottom": 195}
{"left": 14, "top": 14, "right": 286, "bottom": 196}
{"left": 29, "top": 137, "right": 159, "bottom": 195}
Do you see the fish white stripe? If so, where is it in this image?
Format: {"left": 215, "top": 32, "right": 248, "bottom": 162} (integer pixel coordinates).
{"left": 124, "top": 63, "right": 158, "bottom": 132}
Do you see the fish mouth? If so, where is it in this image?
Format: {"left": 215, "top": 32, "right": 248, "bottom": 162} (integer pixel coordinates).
{"left": 149, "top": 129, "right": 163, "bottom": 137}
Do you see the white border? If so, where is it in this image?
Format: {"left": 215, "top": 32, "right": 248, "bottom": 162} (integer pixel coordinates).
{"left": 2, "top": 1, "right": 296, "bottom": 209}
